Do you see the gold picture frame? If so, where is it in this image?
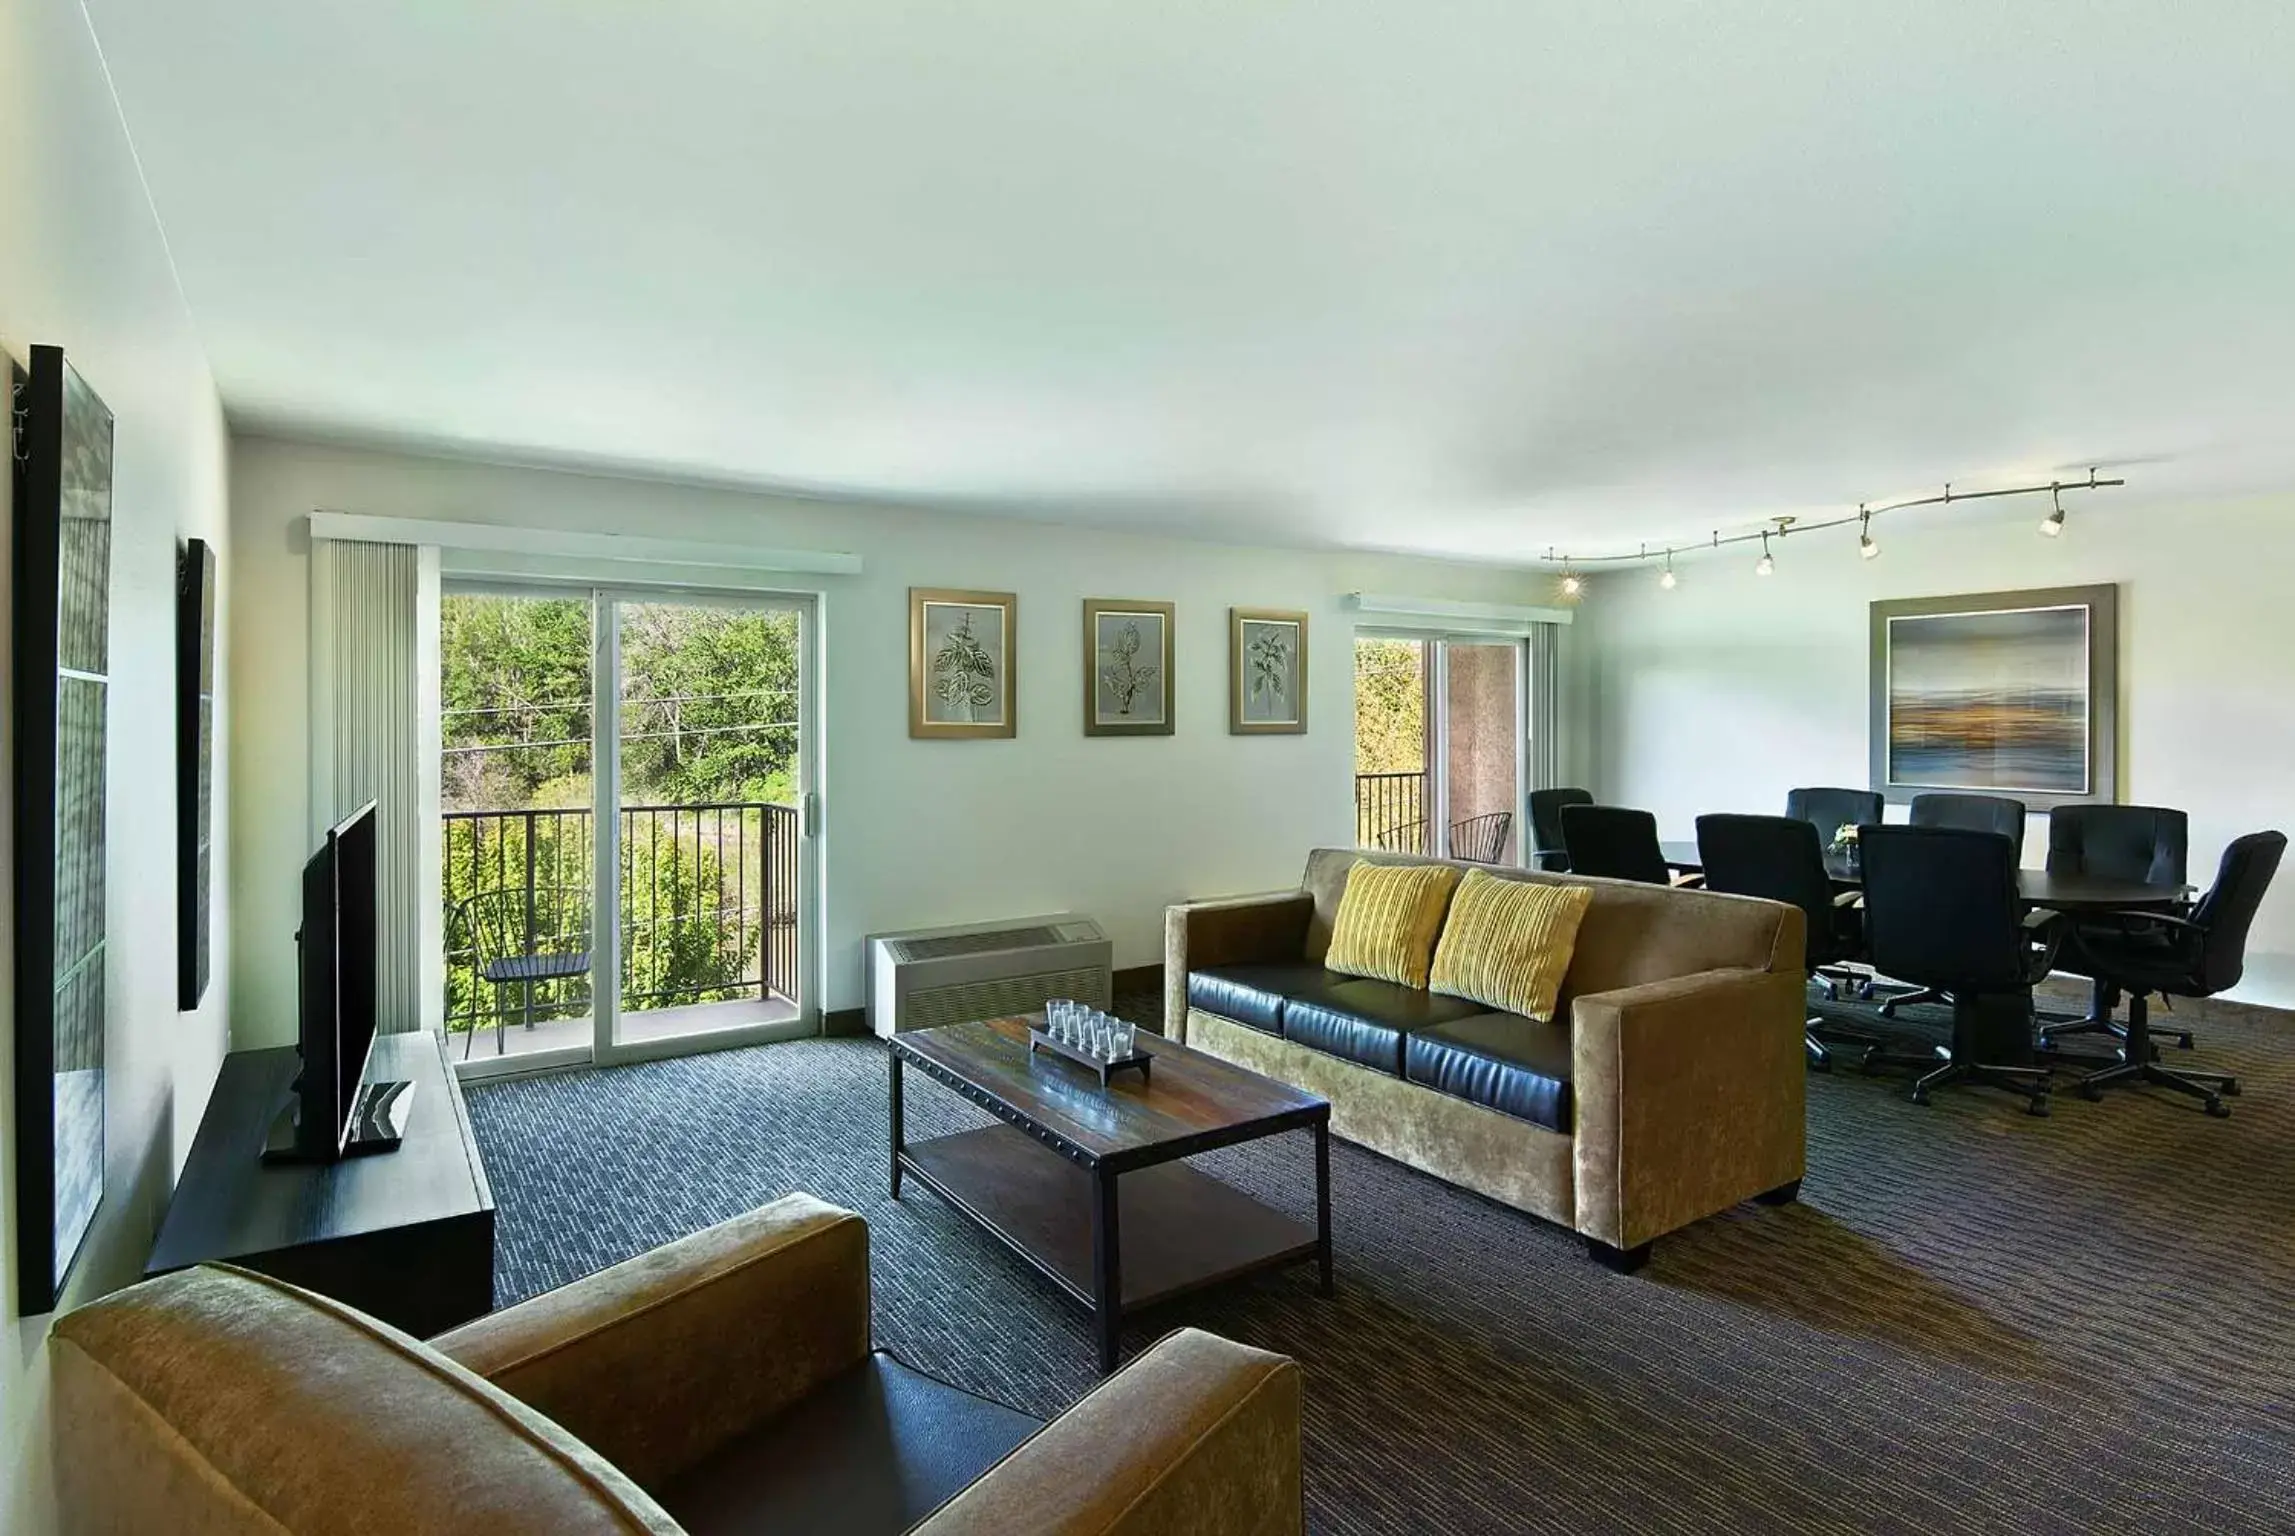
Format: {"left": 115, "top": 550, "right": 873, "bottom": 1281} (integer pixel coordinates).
{"left": 910, "top": 588, "right": 1018, "bottom": 739}
{"left": 1229, "top": 607, "right": 1308, "bottom": 735}
{"left": 1083, "top": 599, "right": 1175, "bottom": 737}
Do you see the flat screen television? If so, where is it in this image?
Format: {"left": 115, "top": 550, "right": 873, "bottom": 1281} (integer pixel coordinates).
{"left": 264, "top": 801, "right": 412, "bottom": 1162}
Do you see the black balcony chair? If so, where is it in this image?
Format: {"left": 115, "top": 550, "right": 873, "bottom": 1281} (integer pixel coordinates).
{"left": 1785, "top": 786, "right": 1883, "bottom": 851}
{"left": 1696, "top": 813, "right": 1883, "bottom": 1070}
{"left": 1857, "top": 824, "right": 2058, "bottom": 1115}
{"left": 1448, "top": 810, "right": 1515, "bottom": 865}
{"left": 2036, "top": 804, "right": 2194, "bottom": 1053}
{"left": 451, "top": 885, "right": 593, "bottom": 1058}
{"left": 1374, "top": 818, "right": 1430, "bottom": 856}
{"left": 1559, "top": 804, "right": 1673, "bottom": 886}
{"left": 1874, "top": 792, "right": 2031, "bottom": 1018}
{"left": 2064, "top": 831, "right": 2286, "bottom": 1118}
{"left": 1528, "top": 787, "right": 1593, "bottom": 871}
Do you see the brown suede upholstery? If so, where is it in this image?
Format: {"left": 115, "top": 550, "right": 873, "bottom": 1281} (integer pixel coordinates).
{"left": 50, "top": 1196, "right": 1303, "bottom": 1535}
{"left": 918, "top": 1328, "right": 1303, "bottom": 1536}
{"left": 1169, "top": 849, "right": 1807, "bottom": 1255}
{"left": 431, "top": 1193, "right": 872, "bottom": 1491}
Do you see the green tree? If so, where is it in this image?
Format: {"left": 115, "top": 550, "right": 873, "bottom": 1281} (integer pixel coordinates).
{"left": 1354, "top": 639, "right": 1427, "bottom": 775}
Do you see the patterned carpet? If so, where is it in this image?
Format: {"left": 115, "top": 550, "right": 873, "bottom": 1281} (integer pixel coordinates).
{"left": 464, "top": 989, "right": 2295, "bottom": 1535}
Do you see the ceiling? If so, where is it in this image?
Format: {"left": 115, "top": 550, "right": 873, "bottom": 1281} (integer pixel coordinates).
{"left": 84, "top": 1, "right": 2295, "bottom": 562}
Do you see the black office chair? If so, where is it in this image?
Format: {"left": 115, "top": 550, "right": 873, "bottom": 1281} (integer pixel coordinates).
{"left": 2037, "top": 805, "right": 2193, "bottom": 1053}
{"left": 1528, "top": 788, "right": 1593, "bottom": 871}
{"left": 1696, "top": 814, "right": 1882, "bottom": 1070}
{"left": 1858, "top": 824, "right": 2057, "bottom": 1114}
{"left": 1785, "top": 787, "right": 1883, "bottom": 852}
{"left": 1877, "top": 792, "right": 2033, "bottom": 1018}
{"left": 2065, "top": 831, "right": 2285, "bottom": 1118}
{"left": 1559, "top": 804, "right": 1672, "bottom": 885}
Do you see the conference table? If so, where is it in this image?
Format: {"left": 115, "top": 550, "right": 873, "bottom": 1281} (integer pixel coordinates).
{"left": 1655, "top": 841, "right": 2189, "bottom": 913}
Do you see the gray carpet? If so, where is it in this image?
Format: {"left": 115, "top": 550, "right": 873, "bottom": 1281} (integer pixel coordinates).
{"left": 465, "top": 992, "right": 2295, "bottom": 1535}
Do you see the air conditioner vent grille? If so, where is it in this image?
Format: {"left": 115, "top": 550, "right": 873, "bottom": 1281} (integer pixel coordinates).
{"left": 905, "top": 967, "right": 1112, "bottom": 1032}
{"left": 891, "top": 927, "right": 1065, "bottom": 962}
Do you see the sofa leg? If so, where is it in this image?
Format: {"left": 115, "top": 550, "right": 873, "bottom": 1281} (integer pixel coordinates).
{"left": 1754, "top": 1178, "right": 1802, "bottom": 1207}
{"left": 1584, "top": 1238, "right": 1652, "bottom": 1275}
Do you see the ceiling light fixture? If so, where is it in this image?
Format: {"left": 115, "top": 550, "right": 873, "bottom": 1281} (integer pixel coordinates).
{"left": 2040, "top": 485, "right": 2067, "bottom": 537}
{"left": 1755, "top": 531, "right": 1774, "bottom": 576}
{"left": 1659, "top": 549, "right": 1677, "bottom": 589}
{"left": 1858, "top": 505, "right": 1879, "bottom": 560}
{"left": 1559, "top": 565, "right": 1584, "bottom": 599}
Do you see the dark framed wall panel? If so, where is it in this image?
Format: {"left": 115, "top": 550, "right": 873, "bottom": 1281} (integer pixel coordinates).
{"left": 11, "top": 345, "right": 116, "bottom": 1314}
{"left": 179, "top": 538, "right": 216, "bottom": 1008}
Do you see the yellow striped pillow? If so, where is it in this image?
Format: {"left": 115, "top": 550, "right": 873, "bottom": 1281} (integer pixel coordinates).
{"left": 1324, "top": 861, "right": 1463, "bottom": 990}
{"left": 1428, "top": 869, "right": 1593, "bottom": 1022}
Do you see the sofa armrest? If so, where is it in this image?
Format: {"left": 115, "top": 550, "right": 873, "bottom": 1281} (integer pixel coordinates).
{"left": 1570, "top": 967, "right": 1807, "bottom": 1251}
{"left": 429, "top": 1193, "right": 871, "bottom": 1492}
{"left": 1164, "top": 892, "right": 1315, "bottom": 1042}
{"left": 916, "top": 1329, "right": 1302, "bottom": 1536}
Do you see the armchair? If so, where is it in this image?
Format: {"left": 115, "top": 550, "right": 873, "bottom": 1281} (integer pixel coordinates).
{"left": 51, "top": 1195, "right": 1304, "bottom": 1536}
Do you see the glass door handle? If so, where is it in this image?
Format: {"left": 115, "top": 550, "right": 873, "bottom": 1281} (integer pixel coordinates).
{"left": 802, "top": 791, "right": 822, "bottom": 839}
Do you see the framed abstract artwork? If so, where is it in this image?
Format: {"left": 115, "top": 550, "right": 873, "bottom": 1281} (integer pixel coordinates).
{"left": 11, "top": 345, "right": 115, "bottom": 1313}
{"left": 1868, "top": 584, "right": 2118, "bottom": 810}
{"left": 910, "top": 587, "right": 1017, "bottom": 739}
{"left": 1083, "top": 598, "right": 1174, "bottom": 737}
{"left": 179, "top": 538, "right": 217, "bottom": 1008}
{"left": 1229, "top": 607, "right": 1308, "bottom": 735}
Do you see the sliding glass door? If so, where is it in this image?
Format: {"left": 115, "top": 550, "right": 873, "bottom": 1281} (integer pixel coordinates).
{"left": 1353, "top": 634, "right": 1525, "bottom": 865}
{"left": 441, "top": 583, "right": 816, "bottom": 1075}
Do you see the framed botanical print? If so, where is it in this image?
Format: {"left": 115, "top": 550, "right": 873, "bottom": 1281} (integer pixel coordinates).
{"left": 910, "top": 588, "right": 1017, "bottom": 739}
{"left": 1230, "top": 607, "right": 1307, "bottom": 735}
{"left": 1083, "top": 598, "right": 1174, "bottom": 737}
{"left": 1868, "top": 583, "right": 2118, "bottom": 810}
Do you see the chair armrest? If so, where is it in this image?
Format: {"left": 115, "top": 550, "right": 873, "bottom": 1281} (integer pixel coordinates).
{"left": 429, "top": 1194, "right": 871, "bottom": 1492}
{"left": 2022, "top": 907, "right": 2061, "bottom": 931}
{"left": 1833, "top": 890, "right": 1864, "bottom": 908}
{"left": 1164, "top": 892, "right": 1314, "bottom": 1041}
{"left": 916, "top": 1329, "right": 1302, "bottom": 1536}
{"left": 1571, "top": 967, "right": 1807, "bottom": 1251}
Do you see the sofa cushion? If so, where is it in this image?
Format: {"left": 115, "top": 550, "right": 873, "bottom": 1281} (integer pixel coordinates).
{"left": 1284, "top": 978, "right": 1488, "bottom": 1075}
{"left": 1325, "top": 860, "right": 1463, "bottom": 989}
{"left": 1405, "top": 1013, "right": 1576, "bottom": 1132}
{"left": 1186, "top": 963, "right": 1355, "bottom": 1035}
{"left": 1429, "top": 870, "right": 1593, "bottom": 1022}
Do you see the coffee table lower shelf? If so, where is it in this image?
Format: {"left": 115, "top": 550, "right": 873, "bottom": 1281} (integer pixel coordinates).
{"left": 899, "top": 1123, "right": 1321, "bottom": 1327}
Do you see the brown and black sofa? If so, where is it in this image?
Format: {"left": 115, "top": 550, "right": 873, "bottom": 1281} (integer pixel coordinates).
{"left": 1165, "top": 848, "right": 1809, "bottom": 1271}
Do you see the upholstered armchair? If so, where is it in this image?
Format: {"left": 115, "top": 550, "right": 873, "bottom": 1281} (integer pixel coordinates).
{"left": 49, "top": 1194, "right": 1303, "bottom": 1535}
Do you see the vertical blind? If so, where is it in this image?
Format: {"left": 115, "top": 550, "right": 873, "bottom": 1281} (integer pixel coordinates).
{"left": 310, "top": 538, "right": 425, "bottom": 1034}
{"left": 1528, "top": 622, "right": 1561, "bottom": 792}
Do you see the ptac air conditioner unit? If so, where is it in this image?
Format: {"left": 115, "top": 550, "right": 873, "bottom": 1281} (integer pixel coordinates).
{"left": 865, "top": 914, "right": 1112, "bottom": 1038}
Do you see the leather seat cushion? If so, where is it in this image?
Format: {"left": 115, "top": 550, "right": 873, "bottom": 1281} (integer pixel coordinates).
{"left": 1186, "top": 963, "right": 1358, "bottom": 1035}
{"left": 658, "top": 1351, "right": 1044, "bottom": 1536}
{"left": 1404, "top": 1012, "right": 1576, "bottom": 1132}
{"left": 1284, "top": 978, "right": 1488, "bottom": 1075}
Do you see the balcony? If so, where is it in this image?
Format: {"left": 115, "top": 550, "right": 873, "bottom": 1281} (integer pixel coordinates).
{"left": 1353, "top": 772, "right": 1514, "bottom": 864}
{"left": 444, "top": 800, "right": 799, "bottom": 1058}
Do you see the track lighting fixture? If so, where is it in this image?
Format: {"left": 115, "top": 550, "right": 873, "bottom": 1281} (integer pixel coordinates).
{"left": 1755, "top": 532, "right": 1774, "bottom": 576}
{"left": 1559, "top": 568, "right": 1583, "bottom": 598}
{"left": 1858, "top": 506, "right": 1879, "bottom": 560}
{"left": 2040, "top": 485, "right": 2066, "bottom": 537}
{"left": 1659, "top": 549, "right": 1677, "bottom": 589}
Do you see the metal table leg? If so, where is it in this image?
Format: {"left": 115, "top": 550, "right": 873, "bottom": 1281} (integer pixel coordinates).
{"left": 1315, "top": 1118, "right": 1334, "bottom": 1296}
{"left": 888, "top": 1047, "right": 905, "bottom": 1199}
{"left": 1092, "top": 1166, "right": 1122, "bottom": 1374}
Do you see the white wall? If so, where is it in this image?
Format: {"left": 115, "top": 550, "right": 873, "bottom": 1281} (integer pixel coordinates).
{"left": 1581, "top": 491, "right": 2295, "bottom": 1003}
{"left": 227, "top": 436, "right": 1554, "bottom": 1035}
{"left": 0, "top": 1, "right": 234, "bottom": 1528}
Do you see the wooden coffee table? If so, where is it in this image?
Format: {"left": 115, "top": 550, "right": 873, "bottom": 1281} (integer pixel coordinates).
{"left": 889, "top": 1014, "right": 1332, "bottom": 1373}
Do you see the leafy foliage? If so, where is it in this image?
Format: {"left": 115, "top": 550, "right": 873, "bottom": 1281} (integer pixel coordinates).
{"left": 1354, "top": 638, "right": 1427, "bottom": 774}
{"left": 1248, "top": 627, "right": 1293, "bottom": 705}
{"left": 930, "top": 610, "right": 998, "bottom": 720}
{"left": 1097, "top": 619, "right": 1158, "bottom": 716}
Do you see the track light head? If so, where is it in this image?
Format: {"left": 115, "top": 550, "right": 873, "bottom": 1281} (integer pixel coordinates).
{"left": 2040, "top": 486, "right": 2067, "bottom": 537}
{"left": 1858, "top": 507, "right": 1879, "bottom": 560}
{"left": 1559, "top": 569, "right": 1583, "bottom": 598}
{"left": 1659, "top": 552, "right": 1677, "bottom": 590}
{"left": 1755, "top": 531, "right": 1775, "bottom": 576}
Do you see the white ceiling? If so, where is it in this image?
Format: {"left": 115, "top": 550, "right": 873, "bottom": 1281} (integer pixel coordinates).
{"left": 84, "top": 1, "right": 2295, "bottom": 562}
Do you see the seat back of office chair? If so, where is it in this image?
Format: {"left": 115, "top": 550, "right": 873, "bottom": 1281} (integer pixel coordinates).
{"left": 1528, "top": 788, "right": 1593, "bottom": 869}
{"left": 2183, "top": 831, "right": 2289, "bottom": 995}
{"left": 1858, "top": 824, "right": 2029, "bottom": 993}
{"left": 1909, "top": 792, "right": 2028, "bottom": 861}
{"left": 2046, "top": 804, "right": 2189, "bottom": 888}
{"left": 1784, "top": 787, "right": 1882, "bottom": 853}
{"left": 1696, "top": 813, "right": 1848, "bottom": 969}
{"left": 1559, "top": 804, "right": 1671, "bottom": 886}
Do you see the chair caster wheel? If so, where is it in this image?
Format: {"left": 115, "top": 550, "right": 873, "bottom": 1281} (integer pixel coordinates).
{"left": 2027, "top": 1097, "right": 2051, "bottom": 1117}
{"left": 1811, "top": 1056, "right": 1832, "bottom": 1074}
{"left": 1908, "top": 1089, "right": 1929, "bottom": 1107}
{"left": 2205, "top": 1097, "right": 2230, "bottom": 1119}
{"left": 2170, "top": 1034, "right": 2193, "bottom": 1050}
{"left": 2221, "top": 1078, "right": 2242, "bottom": 1097}
{"left": 2081, "top": 1083, "right": 2103, "bottom": 1102}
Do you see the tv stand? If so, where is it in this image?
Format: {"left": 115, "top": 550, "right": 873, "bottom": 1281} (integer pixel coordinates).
{"left": 151, "top": 1031, "right": 493, "bottom": 1336}
{"left": 261, "top": 1077, "right": 416, "bottom": 1163}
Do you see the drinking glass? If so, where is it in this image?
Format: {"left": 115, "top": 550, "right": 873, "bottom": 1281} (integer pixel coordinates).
{"left": 1115, "top": 1018, "right": 1136, "bottom": 1057}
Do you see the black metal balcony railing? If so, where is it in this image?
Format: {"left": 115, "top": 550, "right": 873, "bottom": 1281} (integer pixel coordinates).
{"left": 442, "top": 801, "right": 798, "bottom": 1033}
{"left": 1355, "top": 771, "right": 1429, "bottom": 854}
